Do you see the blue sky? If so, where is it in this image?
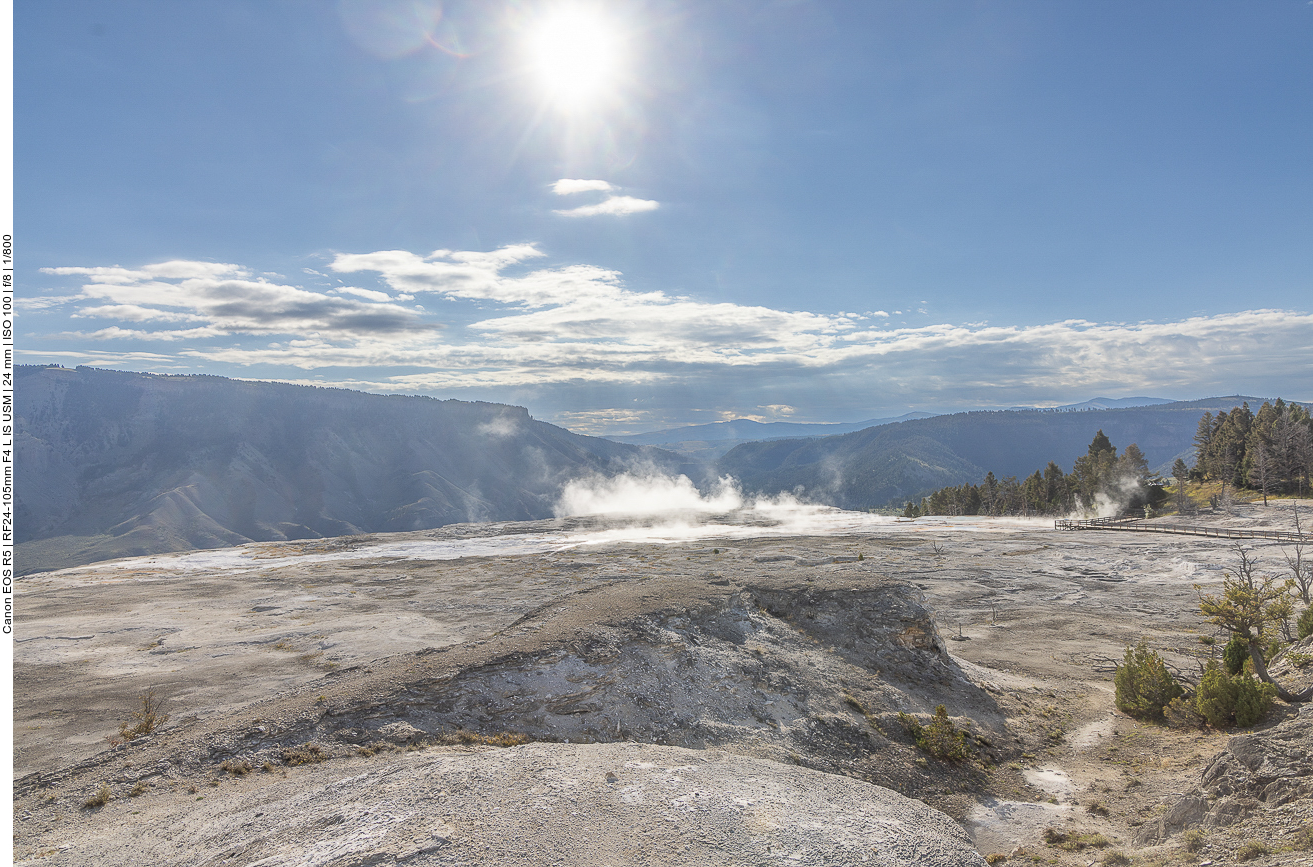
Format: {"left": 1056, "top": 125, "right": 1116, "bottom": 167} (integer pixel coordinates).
{"left": 17, "top": 1, "right": 1313, "bottom": 433}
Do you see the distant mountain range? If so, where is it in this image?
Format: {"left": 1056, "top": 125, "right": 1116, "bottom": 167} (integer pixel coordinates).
{"left": 18, "top": 366, "right": 1302, "bottom": 572}
{"left": 714, "top": 396, "right": 1291, "bottom": 511}
{"left": 604, "top": 413, "right": 935, "bottom": 459}
{"left": 16, "top": 366, "right": 681, "bottom": 574}
{"left": 1005, "top": 396, "right": 1174, "bottom": 412}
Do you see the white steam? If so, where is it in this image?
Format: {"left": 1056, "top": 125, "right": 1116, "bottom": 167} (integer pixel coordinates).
{"left": 1074, "top": 475, "right": 1148, "bottom": 519}
{"left": 550, "top": 472, "right": 1050, "bottom": 548}
{"left": 555, "top": 474, "right": 743, "bottom": 516}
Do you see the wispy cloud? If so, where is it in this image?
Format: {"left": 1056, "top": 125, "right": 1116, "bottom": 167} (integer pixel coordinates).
{"left": 41, "top": 262, "right": 433, "bottom": 341}
{"left": 552, "top": 178, "right": 614, "bottom": 195}
{"left": 553, "top": 195, "right": 660, "bottom": 218}
{"left": 30, "top": 246, "right": 1313, "bottom": 431}
{"left": 548, "top": 178, "right": 659, "bottom": 217}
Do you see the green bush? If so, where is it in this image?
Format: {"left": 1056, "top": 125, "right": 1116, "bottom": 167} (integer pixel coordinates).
{"left": 1196, "top": 661, "right": 1238, "bottom": 727}
{"left": 1195, "top": 660, "right": 1275, "bottom": 728}
{"left": 1233, "top": 674, "right": 1277, "bottom": 727}
{"left": 1114, "top": 640, "right": 1183, "bottom": 721}
{"left": 899, "top": 705, "right": 969, "bottom": 762}
{"left": 1223, "top": 633, "right": 1250, "bottom": 675}
{"left": 1298, "top": 606, "right": 1313, "bottom": 640}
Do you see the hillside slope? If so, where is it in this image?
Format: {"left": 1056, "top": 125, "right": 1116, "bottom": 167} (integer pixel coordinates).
{"left": 16, "top": 366, "right": 676, "bottom": 573}
{"left": 716, "top": 398, "right": 1269, "bottom": 510}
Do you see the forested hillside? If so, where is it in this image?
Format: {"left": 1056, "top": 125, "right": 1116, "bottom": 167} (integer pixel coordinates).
{"left": 715, "top": 398, "right": 1286, "bottom": 511}
{"left": 16, "top": 366, "right": 679, "bottom": 573}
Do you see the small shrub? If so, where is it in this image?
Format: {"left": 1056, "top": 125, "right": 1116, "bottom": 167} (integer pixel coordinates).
{"left": 1043, "top": 828, "right": 1111, "bottom": 851}
{"left": 1197, "top": 634, "right": 1216, "bottom": 646}
{"left": 219, "top": 759, "right": 252, "bottom": 776}
{"left": 129, "top": 780, "right": 147, "bottom": 797}
{"left": 1102, "top": 851, "right": 1132, "bottom": 866}
{"left": 1289, "top": 824, "right": 1313, "bottom": 850}
{"left": 1235, "top": 840, "right": 1270, "bottom": 861}
{"left": 900, "top": 705, "right": 969, "bottom": 762}
{"left": 984, "top": 854, "right": 1008, "bottom": 865}
{"left": 1223, "top": 634, "right": 1250, "bottom": 675}
{"left": 280, "top": 743, "right": 325, "bottom": 766}
{"left": 1298, "top": 606, "right": 1313, "bottom": 640}
{"left": 1285, "top": 651, "right": 1313, "bottom": 668}
{"left": 1114, "top": 640, "right": 1183, "bottom": 721}
{"left": 1087, "top": 800, "right": 1110, "bottom": 816}
{"left": 1164, "top": 696, "right": 1204, "bottom": 730}
{"left": 82, "top": 783, "right": 111, "bottom": 809}
{"left": 1232, "top": 675, "right": 1276, "bottom": 727}
{"left": 1196, "top": 661, "right": 1238, "bottom": 727}
{"left": 1195, "top": 661, "right": 1274, "bottom": 728}
{"left": 1181, "top": 828, "right": 1205, "bottom": 852}
{"left": 118, "top": 687, "right": 169, "bottom": 741}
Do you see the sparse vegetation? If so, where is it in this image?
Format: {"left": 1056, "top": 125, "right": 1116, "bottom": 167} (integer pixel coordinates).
{"left": 280, "top": 743, "right": 326, "bottom": 766}
{"left": 898, "top": 705, "right": 969, "bottom": 762}
{"left": 129, "top": 780, "right": 147, "bottom": 797}
{"left": 82, "top": 783, "right": 111, "bottom": 809}
{"left": 1297, "top": 606, "right": 1313, "bottom": 641}
{"left": 1181, "top": 828, "right": 1206, "bottom": 852}
{"left": 1101, "top": 851, "right": 1132, "bottom": 866}
{"left": 1114, "top": 640, "right": 1183, "bottom": 721}
{"left": 118, "top": 687, "right": 169, "bottom": 740}
{"left": 220, "top": 759, "right": 252, "bottom": 776}
{"left": 1235, "top": 839, "right": 1271, "bottom": 861}
{"left": 1043, "top": 828, "right": 1111, "bottom": 851}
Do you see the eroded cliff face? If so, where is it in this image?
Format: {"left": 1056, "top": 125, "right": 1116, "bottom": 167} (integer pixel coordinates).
{"left": 288, "top": 584, "right": 1007, "bottom": 773}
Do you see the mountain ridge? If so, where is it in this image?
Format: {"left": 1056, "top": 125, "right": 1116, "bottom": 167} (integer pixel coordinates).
{"left": 714, "top": 396, "right": 1296, "bottom": 511}
{"left": 16, "top": 365, "right": 682, "bottom": 574}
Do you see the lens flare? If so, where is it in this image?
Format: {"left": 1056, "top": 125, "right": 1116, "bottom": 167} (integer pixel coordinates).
{"left": 526, "top": 5, "right": 623, "bottom": 111}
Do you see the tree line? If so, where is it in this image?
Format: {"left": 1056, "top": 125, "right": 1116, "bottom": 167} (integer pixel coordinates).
{"left": 1191, "top": 399, "right": 1313, "bottom": 503}
{"left": 903, "top": 430, "right": 1158, "bottom": 518}
{"left": 906, "top": 397, "right": 1312, "bottom": 519}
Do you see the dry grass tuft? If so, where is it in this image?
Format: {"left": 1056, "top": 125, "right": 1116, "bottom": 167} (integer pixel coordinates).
{"left": 118, "top": 687, "right": 169, "bottom": 741}
{"left": 280, "top": 743, "right": 326, "bottom": 766}
{"left": 82, "top": 783, "right": 111, "bottom": 809}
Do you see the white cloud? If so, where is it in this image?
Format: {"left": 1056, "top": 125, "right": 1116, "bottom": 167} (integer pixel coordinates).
{"left": 554, "top": 195, "right": 660, "bottom": 218}
{"left": 40, "top": 262, "right": 433, "bottom": 342}
{"left": 33, "top": 248, "right": 1313, "bottom": 427}
{"left": 552, "top": 178, "right": 614, "bottom": 195}
{"left": 331, "top": 286, "right": 393, "bottom": 302}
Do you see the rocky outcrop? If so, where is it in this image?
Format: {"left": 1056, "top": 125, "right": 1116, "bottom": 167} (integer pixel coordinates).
{"left": 18, "top": 743, "right": 988, "bottom": 867}
{"left": 1135, "top": 704, "right": 1313, "bottom": 844}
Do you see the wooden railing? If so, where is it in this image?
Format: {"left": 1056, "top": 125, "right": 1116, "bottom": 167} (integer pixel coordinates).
{"left": 1054, "top": 517, "right": 1311, "bottom": 543}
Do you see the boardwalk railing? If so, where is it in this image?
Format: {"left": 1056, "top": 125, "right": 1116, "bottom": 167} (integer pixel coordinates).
{"left": 1054, "top": 517, "right": 1311, "bottom": 544}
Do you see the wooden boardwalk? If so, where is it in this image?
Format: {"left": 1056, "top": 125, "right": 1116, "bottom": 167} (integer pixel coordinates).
{"left": 1054, "top": 516, "right": 1311, "bottom": 544}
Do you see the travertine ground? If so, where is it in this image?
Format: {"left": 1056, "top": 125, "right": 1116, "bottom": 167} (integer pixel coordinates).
{"left": 13, "top": 500, "right": 1313, "bottom": 865}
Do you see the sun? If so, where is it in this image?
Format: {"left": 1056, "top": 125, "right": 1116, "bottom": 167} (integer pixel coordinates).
{"left": 525, "top": 6, "right": 624, "bottom": 111}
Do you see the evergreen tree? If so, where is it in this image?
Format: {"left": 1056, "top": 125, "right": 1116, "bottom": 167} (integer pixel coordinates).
{"left": 1172, "top": 458, "right": 1190, "bottom": 514}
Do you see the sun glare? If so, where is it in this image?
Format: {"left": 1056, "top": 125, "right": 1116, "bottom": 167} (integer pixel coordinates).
{"left": 526, "top": 6, "right": 623, "bottom": 110}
